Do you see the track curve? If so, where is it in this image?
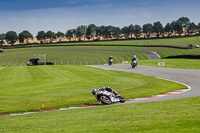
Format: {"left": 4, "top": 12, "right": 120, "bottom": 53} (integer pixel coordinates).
{"left": 90, "top": 64, "right": 200, "bottom": 103}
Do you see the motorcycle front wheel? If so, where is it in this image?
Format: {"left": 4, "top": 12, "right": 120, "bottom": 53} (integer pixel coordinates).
{"left": 100, "top": 95, "right": 112, "bottom": 104}
{"left": 119, "top": 95, "right": 126, "bottom": 103}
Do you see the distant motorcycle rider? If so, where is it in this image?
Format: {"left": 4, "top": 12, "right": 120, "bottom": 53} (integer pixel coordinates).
{"left": 132, "top": 55, "right": 138, "bottom": 66}
{"left": 108, "top": 56, "right": 113, "bottom": 65}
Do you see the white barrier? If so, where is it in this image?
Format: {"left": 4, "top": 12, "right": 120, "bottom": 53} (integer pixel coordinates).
{"left": 123, "top": 61, "right": 128, "bottom": 64}
{"left": 158, "top": 62, "right": 165, "bottom": 66}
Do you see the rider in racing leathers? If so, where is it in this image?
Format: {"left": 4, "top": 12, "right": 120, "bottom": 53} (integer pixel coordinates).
{"left": 132, "top": 55, "right": 138, "bottom": 66}
{"left": 92, "top": 86, "right": 118, "bottom": 97}
{"left": 103, "top": 86, "right": 118, "bottom": 96}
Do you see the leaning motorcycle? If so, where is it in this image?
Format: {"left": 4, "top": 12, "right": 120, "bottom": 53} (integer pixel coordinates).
{"left": 92, "top": 89, "right": 125, "bottom": 104}
{"left": 131, "top": 60, "right": 137, "bottom": 68}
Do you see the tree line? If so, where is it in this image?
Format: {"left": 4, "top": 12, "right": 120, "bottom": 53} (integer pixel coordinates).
{"left": 1, "top": 16, "right": 200, "bottom": 46}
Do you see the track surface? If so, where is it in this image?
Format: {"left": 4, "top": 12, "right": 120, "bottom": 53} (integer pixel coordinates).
{"left": 90, "top": 64, "right": 200, "bottom": 103}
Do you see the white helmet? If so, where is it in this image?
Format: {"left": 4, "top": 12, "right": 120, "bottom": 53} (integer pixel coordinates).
{"left": 92, "top": 88, "right": 97, "bottom": 95}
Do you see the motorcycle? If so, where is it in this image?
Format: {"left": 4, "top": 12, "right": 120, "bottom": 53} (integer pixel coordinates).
{"left": 131, "top": 60, "right": 137, "bottom": 68}
{"left": 109, "top": 59, "right": 113, "bottom": 65}
{"left": 92, "top": 88, "right": 126, "bottom": 104}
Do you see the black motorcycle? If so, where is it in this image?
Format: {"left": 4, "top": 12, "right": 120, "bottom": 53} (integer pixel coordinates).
{"left": 92, "top": 88, "right": 126, "bottom": 104}
{"left": 109, "top": 58, "right": 113, "bottom": 65}
{"left": 131, "top": 60, "right": 137, "bottom": 68}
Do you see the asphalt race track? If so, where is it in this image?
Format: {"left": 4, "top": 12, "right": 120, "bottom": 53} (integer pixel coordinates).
{"left": 90, "top": 64, "right": 200, "bottom": 103}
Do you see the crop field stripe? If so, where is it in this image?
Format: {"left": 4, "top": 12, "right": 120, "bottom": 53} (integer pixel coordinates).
{"left": 96, "top": 58, "right": 101, "bottom": 65}
{"left": 60, "top": 59, "right": 63, "bottom": 65}
{"left": 20, "top": 59, "right": 25, "bottom": 66}
{"left": 101, "top": 58, "right": 107, "bottom": 64}
{"left": 13, "top": 59, "right": 19, "bottom": 67}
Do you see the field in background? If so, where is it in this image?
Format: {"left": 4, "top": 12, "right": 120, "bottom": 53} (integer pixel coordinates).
{"left": 1, "top": 45, "right": 200, "bottom": 67}
{"left": 139, "top": 59, "right": 200, "bottom": 69}
{"left": 41, "top": 36, "right": 200, "bottom": 48}
{"left": 0, "top": 46, "right": 149, "bottom": 67}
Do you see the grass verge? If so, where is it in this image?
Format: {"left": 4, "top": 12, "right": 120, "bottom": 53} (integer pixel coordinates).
{"left": 139, "top": 59, "right": 200, "bottom": 70}
{"left": 0, "top": 65, "right": 186, "bottom": 115}
{"left": 0, "top": 96, "right": 199, "bottom": 133}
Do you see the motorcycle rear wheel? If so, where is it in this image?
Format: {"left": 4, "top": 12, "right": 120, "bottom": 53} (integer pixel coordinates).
{"left": 100, "top": 95, "right": 112, "bottom": 104}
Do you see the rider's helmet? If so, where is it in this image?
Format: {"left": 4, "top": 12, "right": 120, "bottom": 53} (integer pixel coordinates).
{"left": 102, "top": 87, "right": 106, "bottom": 90}
{"left": 92, "top": 88, "right": 97, "bottom": 95}
{"left": 106, "top": 86, "right": 110, "bottom": 89}
{"left": 134, "top": 55, "right": 137, "bottom": 58}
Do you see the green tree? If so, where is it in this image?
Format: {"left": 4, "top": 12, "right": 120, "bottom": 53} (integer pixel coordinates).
{"left": 128, "top": 24, "right": 134, "bottom": 39}
{"left": 153, "top": 21, "right": 164, "bottom": 37}
{"left": 95, "top": 26, "right": 101, "bottom": 38}
{"left": 134, "top": 25, "right": 142, "bottom": 38}
{"left": 170, "top": 21, "right": 183, "bottom": 37}
{"left": 100, "top": 25, "right": 107, "bottom": 39}
{"left": 188, "top": 22, "right": 197, "bottom": 35}
{"left": 112, "top": 27, "right": 121, "bottom": 39}
{"left": 178, "top": 17, "right": 190, "bottom": 35}
{"left": 66, "top": 30, "right": 73, "bottom": 41}
{"left": 165, "top": 23, "right": 173, "bottom": 37}
{"left": 76, "top": 25, "right": 87, "bottom": 41}
{"left": 0, "top": 33, "right": 5, "bottom": 47}
{"left": 46, "top": 31, "right": 56, "bottom": 43}
{"left": 36, "top": 31, "right": 46, "bottom": 44}
{"left": 106, "top": 25, "right": 115, "bottom": 40}
{"left": 97, "top": 25, "right": 112, "bottom": 40}
{"left": 86, "top": 24, "right": 96, "bottom": 40}
{"left": 143, "top": 23, "right": 153, "bottom": 38}
{"left": 18, "top": 30, "right": 33, "bottom": 44}
{"left": 122, "top": 26, "right": 129, "bottom": 39}
{"left": 197, "top": 23, "right": 200, "bottom": 35}
{"left": 5, "top": 31, "right": 18, "bottom": 45}
{"left": 56, "top": 31, "right": 65, "bottom": 42}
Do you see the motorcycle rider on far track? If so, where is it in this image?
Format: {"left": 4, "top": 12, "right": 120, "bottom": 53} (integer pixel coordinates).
{"left": 132, "top": 55, "right": 138, "bottom": 66}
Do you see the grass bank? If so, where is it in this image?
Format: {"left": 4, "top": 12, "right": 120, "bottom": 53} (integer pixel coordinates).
{"left": 0, "top": 46, "right": 148, "bottom": 67}
{"left": 1, "top": 45, "right": 200, "bottom": 67}
{"left": 0, "top": 65, "right": 186, "bottom": 115}
{"left": 0, "top": 96, "right": 199, "bottom": 133}
{"left": 37, "top": 36, "right": 200, "bottom": 48}
{"left": 139, "top": 59, "right": 200, "bottom": 70}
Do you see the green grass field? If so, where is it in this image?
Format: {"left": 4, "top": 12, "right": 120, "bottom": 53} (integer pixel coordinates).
{"left": 44, "top": 36, "right": 200, "bottom": 48}
{"left": 1, "top": 45, "right": 200, "bottom": 67}
{"left": 140, "top": 59, "right": 200, "bottom": 69}
{"left": 0, "top": 65, "right": 186, "bottom": 115}
{"left": 0, "top": 47, "right": 149, "bottom": 67}
{"left": 0, "top": 36, "right": 200, "bottom": 132}
{"left": 0, "top": 96, "right": 199, "bottom": 133}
